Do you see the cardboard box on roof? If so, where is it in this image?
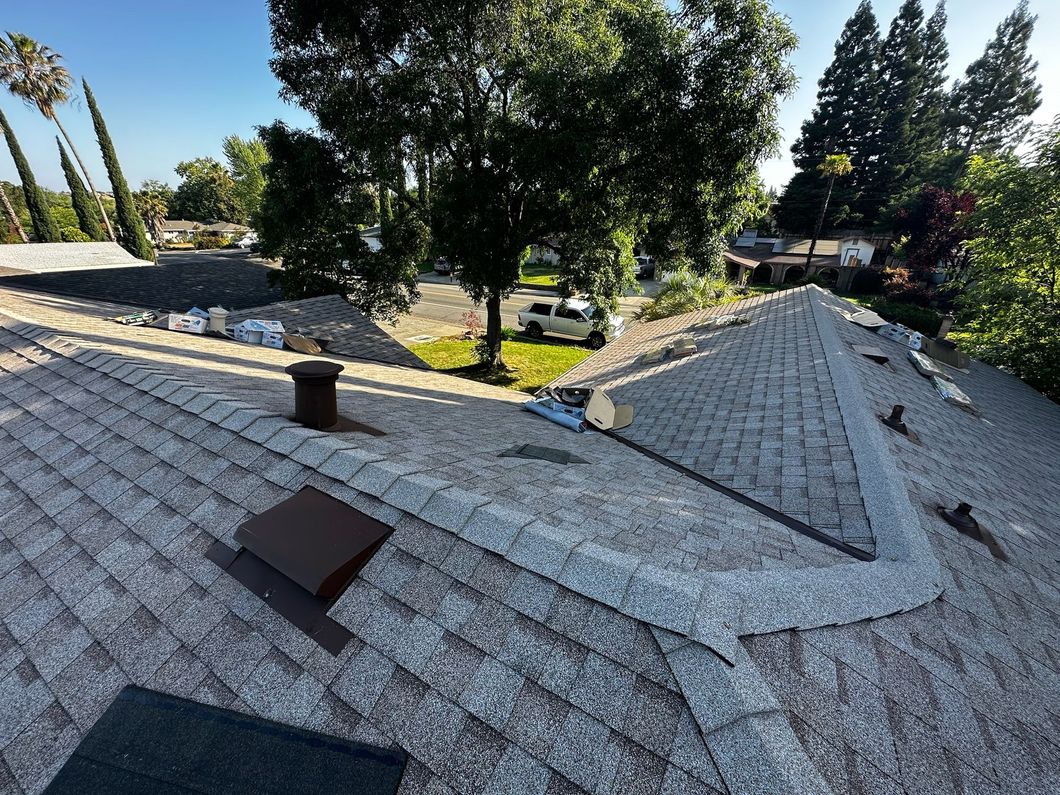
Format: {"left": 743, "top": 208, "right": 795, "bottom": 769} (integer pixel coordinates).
{"left": 261, "top": 331, "right": 285, "bottom": 349}
{"left": 167, "top": 314, "right": 207, "bottom": 334}
{"left": 234, "top": 319, "right": 284, "bottom": 345}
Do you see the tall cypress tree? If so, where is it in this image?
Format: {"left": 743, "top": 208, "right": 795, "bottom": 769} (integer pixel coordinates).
{"left": 946, "top": 1, "right": 1041, "bottom": 158}
{"left": 82, "top": 79, "right": 154, "bottom": 260}
{"left": 0, "top": 107, "right": 61, "bottom": 242}
{"left": 862, "top": 0, "right": 925, "bottom": 221}
{"left": 912, "top": 2, "right": 948, "bottom": 157}
{"left": 57, "top": 137, "right": 104, "bottom": 241}
{"left": 776, "top": 1, "right": 880, "bottom": 233}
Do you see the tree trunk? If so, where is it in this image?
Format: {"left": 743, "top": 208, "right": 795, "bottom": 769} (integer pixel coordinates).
{"left": 0, "top": 184, "right": 29, "bottom": 243}
{"left": 806, "top": 173, "right": 836, "bottom": 268}
{"left": 53, "top": 114, "right": 116, "bottom": 241}
{"left": 484, "top": 291, "right": 506, "bottom": 370}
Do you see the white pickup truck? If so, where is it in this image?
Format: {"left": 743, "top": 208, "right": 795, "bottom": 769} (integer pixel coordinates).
{"left": 516, "top": 298, "right": 625, "bottom": 349}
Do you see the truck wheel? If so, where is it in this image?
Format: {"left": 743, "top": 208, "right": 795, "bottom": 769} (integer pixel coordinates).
{"left": 525, "top": 322, "right": 543, "bottom": 339}
{"left": 587, "top": 331, "right": 606, "bottom": 350}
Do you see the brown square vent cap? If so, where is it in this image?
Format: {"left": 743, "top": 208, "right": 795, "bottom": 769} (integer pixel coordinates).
{"left": 234, "top": 487, "right": 392, "bottom": 599}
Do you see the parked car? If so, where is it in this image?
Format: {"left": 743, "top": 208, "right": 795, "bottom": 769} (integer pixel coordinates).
{"left": 235, "top": 233, "right": 259, "bottom": 249}
{"left": 516, "top": 298, "right": 625, "bottom": 349}
{"left": 633, "top": 256, "right": 655, "bottom": 279}
{"left": 434, "top": 257, "right": 454, "bottom": 275}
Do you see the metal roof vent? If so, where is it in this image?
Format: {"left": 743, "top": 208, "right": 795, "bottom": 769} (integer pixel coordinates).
{"left": 937, "top": 502, "right": 1009, "bottom": 561}
{"left": 207, "top": 487, "right": 394, "bottom": 654}
{"left": 285, "top": 360, "right": 344, "bottom": 430}
{"left": 880, "top": 404, "right": 908, "bottom": 435}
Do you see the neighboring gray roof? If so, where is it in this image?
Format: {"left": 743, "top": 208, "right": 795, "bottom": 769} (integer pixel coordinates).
{"left": 1, "top": 283, "right": 1059, "bottom": 794}
{"left": 161, "top": 220, "right": 201, "bottom": 232}
{"left": 202, "top": 222, "right": 251, "bottom": 234}
{"left": 228, "top": 294, "right": 429, "bottom": 370}
{"left": 0, "top": 243, "right": 153, "bottom": 275}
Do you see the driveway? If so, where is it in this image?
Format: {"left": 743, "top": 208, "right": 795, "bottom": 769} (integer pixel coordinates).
{"left": 0, "top": 249, "right": 282, "bottom": 312}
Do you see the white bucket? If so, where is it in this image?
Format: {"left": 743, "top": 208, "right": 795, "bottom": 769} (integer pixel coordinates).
{"left": 208, "top": 306, "right": 228, "bottom": 332}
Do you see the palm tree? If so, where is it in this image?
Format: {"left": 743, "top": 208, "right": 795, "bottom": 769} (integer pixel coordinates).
{"left": 0, "top": 32, "right": 115, "bottom": 241}
{"left": 134, "top": 188, "right": 167, "bottom": 248}
{"left": 634, "top": 269, "right": 736, "bottom": 322}
{"left": 805, "top": 153, "right": 853, "bottom": 267}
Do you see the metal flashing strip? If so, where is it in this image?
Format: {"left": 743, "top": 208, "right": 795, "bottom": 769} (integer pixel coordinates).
{"left": 600, "top": 429, "right": 876, "bottom": 562}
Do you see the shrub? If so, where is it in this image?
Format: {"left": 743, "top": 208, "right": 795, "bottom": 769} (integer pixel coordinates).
{"left": 192, "top": 233, "right": 226, "bottom": 250}
{"left": 634, "top": 269, "right": 736, "bottom": 321}
{"left": 864, "top": 298, "right": 943, "bottom": 336}
{"left": 500, "top": 326, "right": 520, "bottom": 341}
{"left": 60, "top": 226, "right": 92, "bottom": 243}
{"left": 882, "top": 266, "right": 934, "bottom": 306}
{"left": 848, "top": 269, "right": 884, "bottom": 295}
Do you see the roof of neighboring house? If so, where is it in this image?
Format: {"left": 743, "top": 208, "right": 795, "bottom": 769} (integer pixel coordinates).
{"left": 1, "top": 283, "right": 1059, "bottom": 794}
{"left": 0, "top": 242, "right": 154, "bottom": 275}
{"left": 228, "top": 294, "right": 429, "bottom": 370}
{"left": 726, "top": 242, "right": 840, "bottom": 270}
{"left": 202, "top": 222, "right": 251, "bottom": 234}
{"left": 0, "top": 251, "right": 281, "bottom": 311}
{"left": 161, "top": 220, "right": 202, "bottom": 232}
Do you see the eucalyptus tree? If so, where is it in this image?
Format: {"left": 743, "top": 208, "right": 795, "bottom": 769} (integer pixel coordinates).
{"left": 0, "top": 32, "right": 115, "bottom": 240}
{"left": 268, "top": 0, "right": 797, "bottom": 368}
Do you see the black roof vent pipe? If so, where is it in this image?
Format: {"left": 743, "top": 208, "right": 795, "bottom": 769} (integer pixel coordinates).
{"left": 881, "top": 404, "right": 909, "bottom": 435}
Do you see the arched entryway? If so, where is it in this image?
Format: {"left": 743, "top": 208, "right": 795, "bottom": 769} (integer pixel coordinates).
{"left": 751, "top": 263, "right": 773, "bottom": 284}
{"left": 817, "top": 267, "right": 839, "bottom": 287}
{"left": 783, "top": 265, "right": 805, "bottom": 284}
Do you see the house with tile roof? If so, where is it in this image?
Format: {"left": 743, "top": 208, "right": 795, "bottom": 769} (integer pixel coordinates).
{"left": 0, "top": 280, "right": 1058, "bottom": 794}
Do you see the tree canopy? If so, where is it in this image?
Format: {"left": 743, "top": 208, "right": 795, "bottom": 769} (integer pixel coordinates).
{"left": 268, "top": 0, "right": 797, "bottom": 366}
{"left": 222, "top": 134, "right": 269, "bottom": 224}
{"left": 170, "top": 157, "right": 242, "bottom": 223}
{"left": 957, "top": 121, "right": 1060, "bottom": 401}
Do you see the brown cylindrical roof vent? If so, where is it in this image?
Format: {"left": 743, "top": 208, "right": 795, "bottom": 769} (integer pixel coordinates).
{"left": 285, "top": 360, "right": 344, "bottom": 430}
{"left": 881, "top": 404, "right": 908, "bottom": 435}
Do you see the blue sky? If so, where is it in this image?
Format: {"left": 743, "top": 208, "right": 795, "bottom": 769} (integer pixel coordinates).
{"left": 1, "top": 0, "right": 1057, "bottom": 193}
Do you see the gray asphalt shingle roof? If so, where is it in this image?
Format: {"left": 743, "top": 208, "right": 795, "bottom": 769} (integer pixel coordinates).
{"left": 228, "top": 294, "right": 429, "bottom": 370}
{"left": 1, "top": 283, "right": 1058, "bottom": 794}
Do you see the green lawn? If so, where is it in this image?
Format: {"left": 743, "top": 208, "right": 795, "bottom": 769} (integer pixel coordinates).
{"left": 410, "top": 337, "right": 592, "bottom": 393}
{"left": 520, "top": 261, "right": 560, "bottom": 286}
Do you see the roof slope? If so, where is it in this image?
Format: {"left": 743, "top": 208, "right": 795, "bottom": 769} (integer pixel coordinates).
{"left": 743, "top": 290, "right": 1060, "bottom": 795}
{"left": 556, "top": 288, "right": 874, "bottom": 551}
{"left": 1, "top": 283, "right": 1058, "bottom": 794}
{"left": 0, "top": 322, "right": 727, "bottom": 794}
{"left": 228, "top": 294, "right": 429, "bottom": 370}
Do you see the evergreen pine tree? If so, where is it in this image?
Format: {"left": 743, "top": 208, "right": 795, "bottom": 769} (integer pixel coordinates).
{"left": 82, "top": 79, "right": 155, "bottom": 260}
{"left": 0, "top": 107, "right": 61, "bottom": 242}
{"left": 946, "top": 1, "right": 1041, "bottom": 158}
{"left": 911, "top": 2, "right": 949, "bottom": 158}
{"left": 775, "top": 1, "right": 880, "bottom": 234}
{"left": 57, "top": 136, "right": 104, "bottom": 241}
{"left": 862, "top": 0, "right": 925, "bottom": 221}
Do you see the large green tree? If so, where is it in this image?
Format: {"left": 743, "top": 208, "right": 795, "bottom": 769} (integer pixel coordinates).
{"left": 57, "top": 136, "right": 103, "bottom": 241}
{"left": 0, "top": 33, "right": 115, "bottom": 241}
{"left": 171, "top": 157, "right": 241, "bottom": 223}
{"left": 910, "top": 2, "right": 948, "bottom": 163}
{"left": 222, "top": 134, "right": 269, "bottom": 224}
{"left": 862, "top": 0, "right": 925, "bottom": 220}
{"left": 775, "top": 1, "right": 879, "bottom": 233}
{"left": 257, "top": 122, "right": 422, "bottom": 320}
{"left": 946, "top": 1, "right": 1041, "bottom": 162}
{"left": 959, "top": 121, "right": 1060, "bottom": 401}
{"left": 83, "top": 80, "right": 154, "bottom": 259}
{"left": 269, "top": 0, "right": 796, "bottom": 367}
{"left": 0, "top": 106, "right": 60, "bottom": 242}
